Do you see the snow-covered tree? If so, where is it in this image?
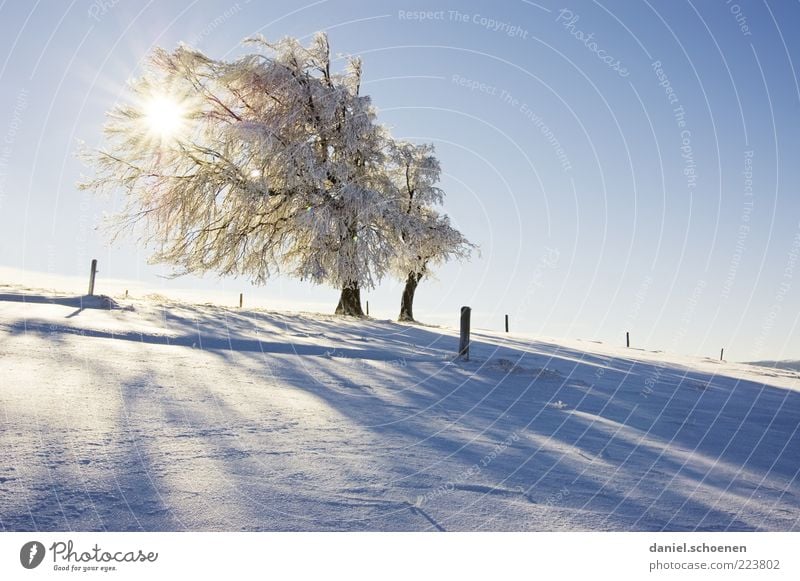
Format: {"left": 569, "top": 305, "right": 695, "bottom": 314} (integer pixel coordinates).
{"left": 80, "top": 33, "right": 395, "bottom": 315}
{"left": 387, "top": 142, "right": 474, "bottom": 322}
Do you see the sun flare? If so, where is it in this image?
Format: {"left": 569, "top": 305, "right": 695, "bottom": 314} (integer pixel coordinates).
{"left": 141, "top": 94, "right": 188, "bottom": 140}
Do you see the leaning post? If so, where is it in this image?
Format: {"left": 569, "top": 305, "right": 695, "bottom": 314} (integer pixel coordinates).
{"left": 88, "top": 259, "right": 98, "bottom": 296}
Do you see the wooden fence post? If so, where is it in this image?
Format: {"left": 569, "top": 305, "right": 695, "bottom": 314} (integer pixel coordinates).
{"left": 720, "top": 348, "right": 724, "bottom": 362}
{"left": 88, "top": 259, "right": 97, "bottom": 296}
{"left": 505, "top": 314, "right": 509, "bottom": 333}
{"left": 239, "top": 293, "right": 243, "bottom": 308}
{"left": 626, "top": 331, "right": 630, "bottom": 348}
{"left": 366, "top": 300, "right": 369, "bottom": 316}
{"left": 458, "top": 306, "right": 471, "bottom": 361}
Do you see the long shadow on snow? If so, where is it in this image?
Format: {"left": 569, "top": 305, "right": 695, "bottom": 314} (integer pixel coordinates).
{"left": 282, "top": 351, "right": 781, "bottom": 530}
{"left": 3, "top": 317, "right": 422, "bottom": 362}
{"left": 116, "top": 367, "right": 445, "bottom": 531}
{"left": 0, "top": 366, "right": 183, "bottom": 532}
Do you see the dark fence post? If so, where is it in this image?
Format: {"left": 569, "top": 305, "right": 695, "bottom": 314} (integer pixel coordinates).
{"left": 458, "top": 306, "right": 471, "bottom": 361}
{"left": 239, "top": 293, "right": 243, "bottom": 308}
{"left": 88, "top": 259, "right": 97, "bottom": 296}
{"left": 505, "top": 314, "right": 509, "bottom": 333}
{"left": 626, "top": 331, "right": 630, "bottom": 348}
{"left": 366, "top": 300, "right": 369, "bottom": 316}
{"left": 720, "top": 348, "right": 724, "bottom": 362}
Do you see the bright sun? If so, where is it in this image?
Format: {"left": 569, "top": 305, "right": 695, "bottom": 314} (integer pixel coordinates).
{"left": 141, "top": 94, "right": 188, "bottom": 140}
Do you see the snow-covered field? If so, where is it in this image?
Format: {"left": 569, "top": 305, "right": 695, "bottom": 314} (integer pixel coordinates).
{"left": 1, "top": 282, "right": 798, "bottom": 531}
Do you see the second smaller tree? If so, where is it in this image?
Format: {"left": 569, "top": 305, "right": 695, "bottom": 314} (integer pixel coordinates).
{"left": 388, "top": 142, "right": 474, "bottom": 322}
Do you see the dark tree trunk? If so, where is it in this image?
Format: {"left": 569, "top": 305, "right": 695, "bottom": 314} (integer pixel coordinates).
{"left": 335, "top": 284, "right": 364, "bottom": 317}
{"left": 399, "top": 272, "right": 422, "bottom": 322}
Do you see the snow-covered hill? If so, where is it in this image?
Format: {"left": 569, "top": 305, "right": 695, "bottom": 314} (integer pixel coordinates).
{"left": 1, "top": 283, "right": 798, "bottom": 531}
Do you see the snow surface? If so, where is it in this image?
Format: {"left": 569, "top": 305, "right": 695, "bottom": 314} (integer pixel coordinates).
{"left": 1, "top": 282, "right": 798, "bottom": 531}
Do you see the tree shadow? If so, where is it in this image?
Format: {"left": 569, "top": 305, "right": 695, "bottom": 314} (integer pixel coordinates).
{"left": 0, "top": 363, "right": 183, "bottom": 532}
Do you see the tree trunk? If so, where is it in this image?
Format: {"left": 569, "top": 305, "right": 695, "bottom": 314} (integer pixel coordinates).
{"left": 398, "top": 272, "right": 422, "bottom": 322}
{"left": 335, "top": 284, "right": 364, "bottom": 317}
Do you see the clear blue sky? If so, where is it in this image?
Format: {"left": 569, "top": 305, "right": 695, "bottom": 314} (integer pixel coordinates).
{"left": 1, "top": 0, "right": 799, "bottom": 361}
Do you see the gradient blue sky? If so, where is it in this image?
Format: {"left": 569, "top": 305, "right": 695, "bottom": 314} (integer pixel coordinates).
{"left": 1, "top": 0, "right": 799, "bottom": 361}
